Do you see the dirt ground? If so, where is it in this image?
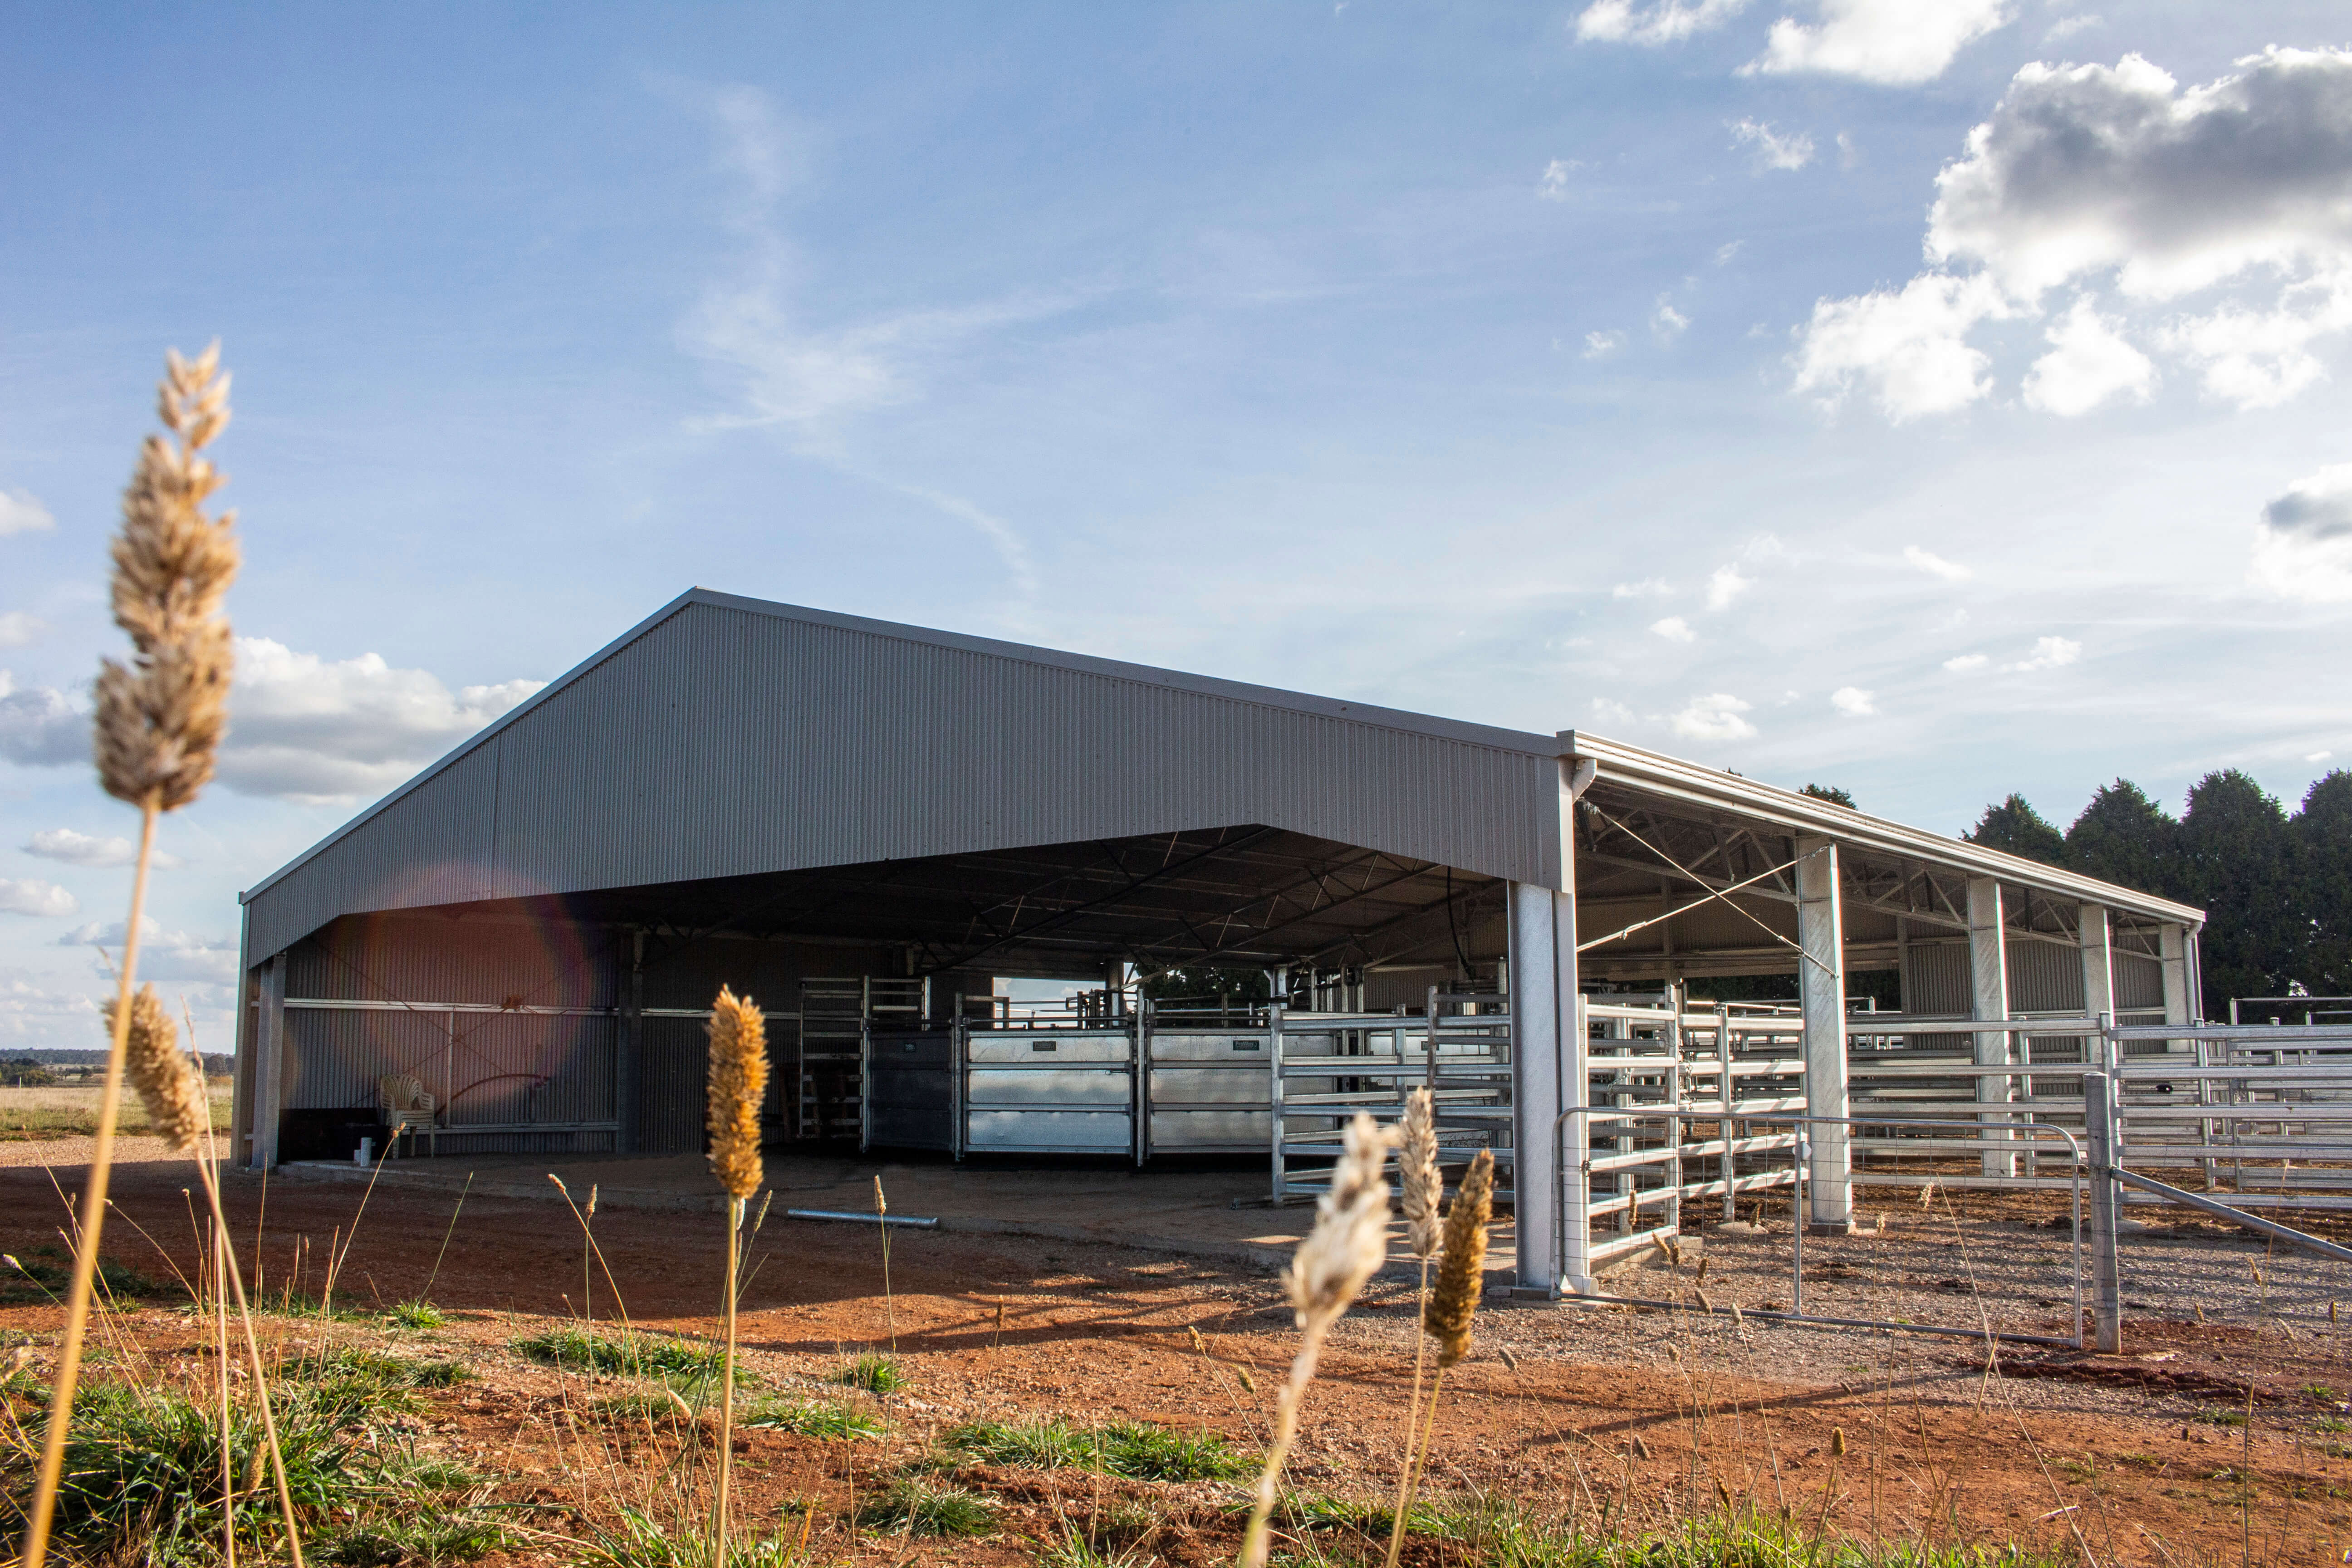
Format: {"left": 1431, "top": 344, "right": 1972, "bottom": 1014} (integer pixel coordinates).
{"left": 5, "top": 1147, "right": 2351, "bottom": 1567}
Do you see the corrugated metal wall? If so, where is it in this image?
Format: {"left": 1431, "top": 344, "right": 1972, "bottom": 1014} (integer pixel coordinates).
{"left": 1901, "top": 939, "right": 2167, "bottom": 1017}
{"left": 244, "top": 596, "right": 1566, "bottom": 960}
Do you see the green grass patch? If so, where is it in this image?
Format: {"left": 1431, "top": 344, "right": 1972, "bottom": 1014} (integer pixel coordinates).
{"left": 1038, "top": 1524, "right": 1156, "bottom": 1568}
{"left": 279, "top": 1345, "right": 470, "bottom": 1422}
{"left": 744, "top": 1396, "right": 884, "bottom": 1440}
{"left": 944, "top": 1416, "right": 1248, "bottom": 1482}
{"left": 831, "top": 1353, "right": 906, "bottom": 1393}
{"left": 567, "top": 1506, "right": 805, "bottom": 1567}
{"left": 387, "top": 1299, "right": 447, "bottom": 1330}
{"left": 2, "top": 1244, "right": 169, "bottom": 1304}
{"left": 513, "top": 1325, "right": 740, "bottom": 1385}
{"left": 10, "top": 1377, "right": 501, "bottom": 1566}
{"left": 857, "top": 1478, "right": 996, "bottom": 1538}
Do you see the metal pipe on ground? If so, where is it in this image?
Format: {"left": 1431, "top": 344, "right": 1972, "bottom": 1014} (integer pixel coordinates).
{"left": 785, "top": 1209, "right": 940, "bottom": 1229}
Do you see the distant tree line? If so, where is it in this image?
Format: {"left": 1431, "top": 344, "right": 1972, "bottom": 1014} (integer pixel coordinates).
{"left": 1963, "top": 769, "right": 2352, "bottom": 1014}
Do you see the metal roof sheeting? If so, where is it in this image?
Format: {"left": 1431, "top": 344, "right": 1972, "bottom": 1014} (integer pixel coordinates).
{"left": 243, "top": 592, "right": 1565, "bottom": 958}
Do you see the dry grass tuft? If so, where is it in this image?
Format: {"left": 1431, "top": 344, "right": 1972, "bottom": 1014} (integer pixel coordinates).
{"left": 111, "top": 985, "right": 209, "bottom": 1155}
{"left": 1424, "top": 1147, "right": 1494, "bottom": 1369}
{"left": 1396, "top": 1087, "right": 1441, "bottom": 1261}
{"left": 94, "top": 343, "right": 239, "bottom": 813}
{"left": 704, "top": 987, "right": 766, "bottom": 1201}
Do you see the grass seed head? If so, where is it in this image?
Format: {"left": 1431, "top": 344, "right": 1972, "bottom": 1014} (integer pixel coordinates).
{"left": 705, "top": 985, "right": 767, "bottom": 1199}
{"left": 110, "top": 983, "right": 207, "bottom": 1154}
{"left": 1283, "top": 1111, "right": 1393, "bottom": 1336}
{"left": 1423, "top": 1146, "right": 1493, "bottom": 1368}
{"left": 96, "top": 344, "right": 238, "bottom": 812}
{"left": 1397, "top": 1087, "right": 1442, "bottom": 1259}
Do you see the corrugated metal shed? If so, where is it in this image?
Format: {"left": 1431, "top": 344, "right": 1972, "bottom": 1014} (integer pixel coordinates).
{"left": 241, "top": 592, "right": 1567, "bottom": 961}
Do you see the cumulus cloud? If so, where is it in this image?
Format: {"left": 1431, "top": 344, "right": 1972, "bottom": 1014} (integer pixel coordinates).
{"left": 1671, "top": 692, "right": 1756, "bottom": 741}
{"left": 1730, "top": 118, "right": 1816, "bottom": 172}
{"left": 217, "top": 637, "right": 546, "bottom": 805}
{"left": 1583, "top": 330, "right": 1627, "bottom": 359}
{"left": 1652, "top": 299, "right": 1690, "bottom": 339}
{"left": 1743, "top": 0, "right": 2012, "bottom": 85}
{"left": 0, "top": 490, "right": 54, "bottom": 537}
{"left": 1540, "top": 159, "right": 1583, "bottom": 200}
{"left": 1705, "top": 564, "right": 1750, "bottom": 610}
{"left": 0, "top": 879, "right": 78, "bottom": 918}
{"left": 1612, "top": 578, "right": 1672, "bottom": 598}
{"left": 0, "top": 977, "right": 101, "bottom": 1043}
{"left": 1590, "top": 697, "right": 1638, "bottom": 726}
{"left": 1831, "top": 686, "right": 1877, "bottom": 716}
{"left": 1930, "top": 50, "right": 2352, "bottom": 301}
{"left": 1791, "top": 273, "right": 2009, "bottom": 420}
{"left": 22, "top": 828, "right": 182, "bottom": 870}
{"left": 60, "top": 917, "right": 239, "bottom": 983}
{"left": 2249, "top": 462, "right": 2352, "bottom": 603}
{"left": 0, "top": 614, "right": 42, "bottom": 649}
{"left": 2044, "top": 14, "right": 2101, "bottom": 44}
{"left": 1903, "top": 545, "right": 1972, "bottom": 581}
{"left": 0, "top": 671, "right": 87, "bottom": 766}
{"left": 2004, "top": 636, "right": 2082, "bottom": 671}
{"left": 2022, "top": 296, "right": 2157, "bottom": 414}
{"left": 1575, "top": 0, "right": 1749, "bottom": 44}
{"left": 1651, "top": 615, "right": 1697, "bottom": 642}
{"left": 1798, "top": 47, "right": 2352, "bottom": 420}
{"left": 1943, "top": 653, "right": 1990, "bottom": 671}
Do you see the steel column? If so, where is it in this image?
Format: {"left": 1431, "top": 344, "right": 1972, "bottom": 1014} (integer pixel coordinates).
{"left": 1509, "top": 879, "right": 1578, "bottom": 1291}
{"left": 1968, "top": 876, "right": 2015, "bottom": 1178}
{"left": 2079, "top": 903, "right": 2116, "bottom": 1069}
{"left": 250, "top": 953, "right": 287, "bottom": 1170}
{"left": 2084, "top": 1069, "right": 2123, "bottom": 1353}
{"left": 1796, "top": 836, "right": 1851, "bottom": 1231}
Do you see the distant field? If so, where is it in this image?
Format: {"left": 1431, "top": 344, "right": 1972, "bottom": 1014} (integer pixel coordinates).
{"left": 0, "top": 1082, "right": 233, "bottom": 1141}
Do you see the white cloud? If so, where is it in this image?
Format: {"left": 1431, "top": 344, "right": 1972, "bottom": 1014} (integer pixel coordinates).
{"left": 1715, "top": 240, "right": 1745, "bottom": 266}
{"left": 2043, "top": 14, "right": 2101, "bottom": 44}
{"left": 1791, "top": 273, "right": 2009, "bottom": 421}
{"left": 1943, "top": 653, "right": 1990, "bottom": 671}
{"left": 1800, "top": 48, "right": 2352, "bottom": 423}
{"left": 1831, "top": 685, "right": 1877, "bottom": 716}
{"left": 60, "top": 917, "right": 239, "bottom": 984}
{"left": 1704, "top": 564, "right": 1750, "bottom": 610}
{"left": 1590, "top": 697, "right": 1638, "bottom": 726}
{"left": 0, "top": 671, "right": 87, "bottom": 767}
{"left": 2309, "top": 750, "right": 2335, "bottom": 763}
{"left": 2004, "top": 636, "right": 2082, "bottom": 672}
{"left": 1836, "top": 131, "right": 1859, "bottom": 169}
{"left": 22, "top": 828, "right": 182, "bottom": 870}
{"left": 0, "top": 490, "right": 54, "bottom": 537}
{"left": 2157, "top": 275, "right": 2352, "bottom": 411}
{"left": 0, "top": 977, "right": 103, "bottom": 1043}
{"left": 1540, "top": 159, "right": 1582, "bottom": 200}
{"left": 1671, "top": 692, "right": 1756, "bottom": 741}
{"left": 1612, "top": 578, "right": 1671, "bottom": 598}
{"left": 1903, "top": 545, "right": 1972, "bottom": 582}
{"left": 0, "top": 613, "right": 42, "bottom": 649}
{"left": 1574, "top": 0, "right": 1749, "bottom": 44}
{"left": 1729, "top": 119, "right": 1815, "bottom": 172}
{"left": 1652, "top": 298, "right": 1690, "bottom": 339}
{"left": 218, "top": 637, "right": 546, "bottom": 805}
{"left": 1743, "top": 0, "right": 2012, "bottom": 85}
{"left": 2249, "top": 462, "right": 2352, "bottom": 603}
{"left": 1583, "top": 330, "right": 1627, "bottom": 360}
{"left": 2022, "top": 296, "right": 2156, "bottom": 415}
{"left": 1931, "top": 50, "right": 2352, "bottom": 303}
{"left": 1650, "top": 615, "right": 1697, "bottom": 642}
{"left": 0, "top": 879, "right": 78, "bottom": 919}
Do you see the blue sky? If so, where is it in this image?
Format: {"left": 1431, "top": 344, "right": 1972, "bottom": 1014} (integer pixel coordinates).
{"left": 4, "top": 2, "right": 2350, "bottom": 1045}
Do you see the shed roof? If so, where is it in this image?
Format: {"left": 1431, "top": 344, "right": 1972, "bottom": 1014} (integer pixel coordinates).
{"left": 239, "top": 588, "right": 2200, "bottom": 961}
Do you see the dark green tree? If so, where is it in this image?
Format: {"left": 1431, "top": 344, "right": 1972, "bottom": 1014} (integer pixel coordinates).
{"left": 1963, "top": 794, "right": 2066, "bottom": 865}
{"left": 2180, "top": 769, "right": 2295, "bottom": 1009}
{"left": 1138, "top": 966, "right": 1271, "bottom": 1007}
{"left": 2062, "top": 779, "right": 2179, "bottom": 898}
{"left": 2293, "top": 770, "right": 2352, "bottom": 995}
{"left": 1799, "top": 783, "right": 1856, "bottom": 807}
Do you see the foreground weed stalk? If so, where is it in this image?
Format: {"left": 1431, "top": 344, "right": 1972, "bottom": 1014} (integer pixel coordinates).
{"left": 876, "top": 1174, "right": 897, "bottom": 1354}
{"left": 1239, "top": 1113, "right": 1393, "bottom": 1568}
{"left": 22, "top": 344, "right": 238, "bottom": 1568}
{"left": 706, "top": 985, "right": 768, "bottom": 1567}
{"left": 1383, "top": 1088, "right": 1441, "bottom": 1568}
{"left": 1399, "top": 1146, "right": 1493, "bottom": 1536}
